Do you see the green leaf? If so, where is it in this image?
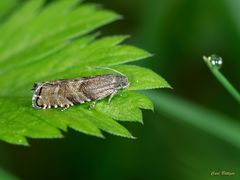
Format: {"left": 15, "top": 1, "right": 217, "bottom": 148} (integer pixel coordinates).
{"left": 0, "top": 0, "right": 170, "bottom": 145}
{"left": 96, "top": 91, "right": 154, "bottom": 123}
{"left": 147, "top": 91, "right": 240, "bottom": 149}
{"left": 0, "top": 167, "right": 18, "bottom": 180}
{"left": 0, "top": 0, "right": 19, "bottom": 21}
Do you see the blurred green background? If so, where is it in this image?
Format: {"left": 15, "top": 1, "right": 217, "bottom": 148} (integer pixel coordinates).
{"left": 0, "top": 0, "right": 239, "bottom": 179}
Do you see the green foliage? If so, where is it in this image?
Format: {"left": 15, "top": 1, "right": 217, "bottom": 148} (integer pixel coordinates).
{"left": 147, "top": 91, "right": 240, "bottom": 148}
{"left": 0, "top": 167, "right": 18, "bottom": 180}
{"left": 0, "top": 0, "right": 19, "bottom": 20}
{"left": 0, "top": 0, "right": 170, "bottom": 145}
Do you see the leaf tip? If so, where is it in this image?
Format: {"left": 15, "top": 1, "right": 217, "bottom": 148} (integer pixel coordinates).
{"left": 130, "top": 136, "right": 137, "bottom": 139}
{"left": 96, "top": 133, "right": 105, "bottom": 139}
{"left": 144, "top": 51, "right": 154, "bottom": 59}
{"left": 158, "top": 77, "right": 172, "bottom": 89}
{"left": 149, "top": 105, "right": 154, "bottom": 112}
{"left": 165, "top": 82, "right": 173, "bottom": 89}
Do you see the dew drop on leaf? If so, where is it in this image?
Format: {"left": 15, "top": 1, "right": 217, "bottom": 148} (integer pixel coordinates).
{"left": 209, "top": 54, "right": 223, "bottom": 69}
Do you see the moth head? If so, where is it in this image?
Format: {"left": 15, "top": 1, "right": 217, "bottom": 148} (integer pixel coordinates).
{"left": 117, "top": 76, "right": 129, "bottom": 89}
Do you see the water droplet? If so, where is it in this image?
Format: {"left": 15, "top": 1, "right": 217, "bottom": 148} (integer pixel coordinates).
{"left": 209, "top": 54, "right": 223, "bottom": 69}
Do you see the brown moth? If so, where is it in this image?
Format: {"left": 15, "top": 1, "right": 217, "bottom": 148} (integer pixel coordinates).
{"left": 32, "top": 69, "right": 129, "bottom": 110}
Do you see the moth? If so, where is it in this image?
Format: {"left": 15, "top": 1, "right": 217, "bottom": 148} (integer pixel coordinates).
{"left": 32, "top": 68, "right": 129, "bottom": 110}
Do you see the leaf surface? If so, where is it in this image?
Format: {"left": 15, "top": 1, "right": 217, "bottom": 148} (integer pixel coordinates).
{"left": 0, "top": 0, "right": 170, "bottom": 145}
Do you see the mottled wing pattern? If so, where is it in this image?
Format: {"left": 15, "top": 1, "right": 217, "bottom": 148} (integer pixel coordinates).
{"left": 79, "top": 75, "right": 118, "bottom": 101}
{"left": 32, "top": 81, "right": 73, "bottom": 109}
{"left": 32, "top": 74, "right": 129, "bottom": 110}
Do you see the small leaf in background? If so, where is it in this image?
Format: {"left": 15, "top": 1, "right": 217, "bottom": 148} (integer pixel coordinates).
{"left": 0, "top": 0, "right": 170, "bottom": 145}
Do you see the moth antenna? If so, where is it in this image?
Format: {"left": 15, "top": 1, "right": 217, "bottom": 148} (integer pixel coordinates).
{"left": 90, "top": 66, "right": 127, "bottom": 77}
